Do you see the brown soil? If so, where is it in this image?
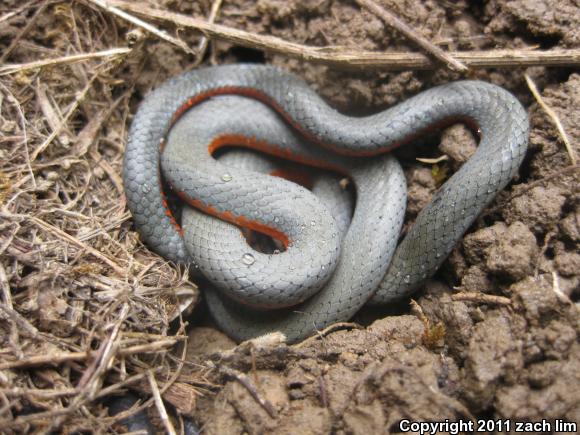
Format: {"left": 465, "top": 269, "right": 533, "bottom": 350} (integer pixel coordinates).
{"left": 0, "top": 0, "right": 578, "bottom": 433}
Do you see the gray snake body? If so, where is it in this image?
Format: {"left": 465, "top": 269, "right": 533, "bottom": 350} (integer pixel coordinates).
{"left": 123, "top": 64, "right": 529, "bottom": 343}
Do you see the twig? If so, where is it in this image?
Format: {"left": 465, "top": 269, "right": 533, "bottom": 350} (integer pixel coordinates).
{"left": 97, "top": 370, "right": 157, "bottom": 399}
{"left": 0, "top": 47, "right": 132, "bottom": 76}
{"left": 31, "top": 71, "right": 99, "bottom": 160}
{"left": 0, "top": 387, "right": 77, "bottom": 399}
{"left": 0, "top": 304, "right": 40, "bottom": 339}
{"left": 192, "top": 0, "right": 224, "bottom": 67}
{"left": 416, "top": 155, "right": 449, "bottom": 164}
{"left": 76, "top": 305, "right": 128, "bottom": 390}
{"left": 0, "top": 338, "right": 180, "bottom": 370}
{"left": 410, "top": 299, "right": 446, "bottom": 349}
{"left": 525, "top": 74, "right": 577, "bottom": 165}
{"left": 0, "top": 405, "right": 83, "bottom": 428}
{"left": 102, "top": 1, "right": 580, "bottom": 70}
{"left": 355, "top": 0, "right": 467, "bottom": 72}
{"left": 0, "top": 222, "right": 19, "bottom": 257}
{"left": 451, "top": 292, "right": 512, "bottom": 306}
{"left": 0, "top": 370, "right": 155, "bottom": 400}
{"left": 85, "top": 0, "right": 194, "bottom": 55}
{"left": 409, "top": 299, "right": 428, "bottom": 325}
{"left": 0, "top": 263, "right": 13, "bottom": 309}
{"left": 36, "top": 82, "right": 65, "bottom": 136}
{"left": 119, "top": 338, "right": 184, "bottom": 355}
{"left": 551, "top": 272, "right": 572, "bottom": 304}
{"left": 222, "top": 368, "right": 277, "bottom": 418}
{"left": 294, "top": 322, "right": 362, "bottom": 348}
{"left": 29, "top": 216, "right": 125, "bottom": 276}
{"left": 148, "top": 371, "right": 177, "bottom": 435}
{"left": 0, "top": 0, "right": 39, "bottom": 25}
{"left": 0, "top": 82, "right": 35, "bottom": 188}
{"left": 72, "top": 89, "right": 129, "bottom": 157}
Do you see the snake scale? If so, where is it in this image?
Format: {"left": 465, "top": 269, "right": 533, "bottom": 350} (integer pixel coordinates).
{"left": 123, "top": 64, "right": 529, "bottom": 343}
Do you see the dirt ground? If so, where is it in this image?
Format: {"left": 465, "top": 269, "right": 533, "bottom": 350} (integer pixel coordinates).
{"left": 0, "top": 0, "right": 578, "bottom": 433}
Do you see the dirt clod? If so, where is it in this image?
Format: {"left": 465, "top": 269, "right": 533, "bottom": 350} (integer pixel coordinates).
{"left": 504, "top": 186, "right": 567, "bottom": 234}
{"left": 486, "top": 221, "right": 538, "bottom": 281}
{"left": 439, "top": 124, "right": 477, "bottom": 170}
{"left": 462, "top": 312, "right": 524, "bottom": 410}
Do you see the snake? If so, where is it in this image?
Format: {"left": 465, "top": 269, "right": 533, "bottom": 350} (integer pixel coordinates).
{"left": 123, "top": 63, "right": 529, "bottom": 344}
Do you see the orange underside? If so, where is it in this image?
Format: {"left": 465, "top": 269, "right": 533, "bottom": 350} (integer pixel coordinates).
{"left": 175, "top": 191, "right": 290, "bottom": 249}
{"left": 207, "top": 133, "right": 344, "bottom": 174}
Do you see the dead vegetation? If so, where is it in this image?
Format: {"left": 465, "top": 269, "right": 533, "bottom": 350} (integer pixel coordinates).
{"left": 0, "top": 1, "right": 203, "bottom": 432}
{"left": 0, "top": 0, "right": 578, "bottom": 433}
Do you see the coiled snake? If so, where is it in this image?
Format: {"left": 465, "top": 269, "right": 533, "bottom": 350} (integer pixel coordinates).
{"left": 123, "top": 64, "right": 529, "bottom": 343}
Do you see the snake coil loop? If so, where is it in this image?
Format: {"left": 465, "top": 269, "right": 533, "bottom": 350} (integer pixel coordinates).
{"left": 123, "top": 64, "right": 529, "bottom": 343}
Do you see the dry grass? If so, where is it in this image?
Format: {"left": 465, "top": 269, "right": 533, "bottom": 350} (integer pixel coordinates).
{"left": 0, "top": 1, "right": 201, "bottom": 432}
